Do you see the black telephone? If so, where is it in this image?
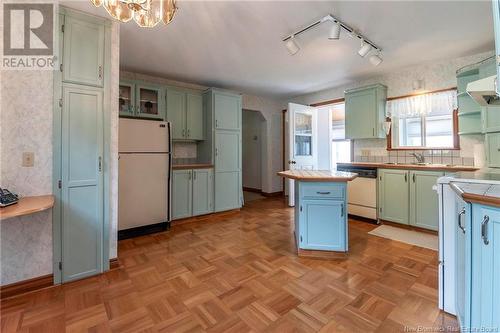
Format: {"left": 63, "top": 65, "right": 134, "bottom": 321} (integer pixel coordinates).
{"left": 0, "top": 188, "right": 19, "bottom": 207}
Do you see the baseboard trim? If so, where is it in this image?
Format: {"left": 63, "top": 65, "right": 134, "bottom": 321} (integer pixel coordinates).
{"left": 261, "top": 191, "right": 284, "bottom": 197}
{"left": 0, "top": 274, "right": 54, "bottom": 300}
{"left": 243, "top": 187, "right": 261, "bottom": 193}
{"left": 171, "top": 209, "right": 240, "bottom": 226}
{"left": 109, "top": 258, "right": 120, "bottom": 269}
{"left": 348, "top": 214, "right": 378, "bottom": 224}
{"left": 1, "top": 258, "right": 121, "bottom": 300}
{"left": 379, "top": 219, "right": 438, "bottom": 235}
{"left": 118, "top": 221, "right": 170, "bottom": 240}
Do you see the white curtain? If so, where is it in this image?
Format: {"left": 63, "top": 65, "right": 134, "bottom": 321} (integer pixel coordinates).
{"left": 387, "top": 90, "right": 457, "bottom": 118}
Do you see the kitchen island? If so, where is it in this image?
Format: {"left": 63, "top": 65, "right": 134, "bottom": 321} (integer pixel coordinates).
{"left": 278, "top": 170, "right": 357, "bottom": 259}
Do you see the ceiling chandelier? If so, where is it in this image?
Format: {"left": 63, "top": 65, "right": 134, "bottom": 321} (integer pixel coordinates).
{"left": 90, "top": 0, "right": 177, "bottom": 28}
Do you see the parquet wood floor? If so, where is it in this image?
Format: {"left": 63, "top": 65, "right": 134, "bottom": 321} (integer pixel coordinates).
{"left": 1, "top": 197, "right": 458, "bottom": 332}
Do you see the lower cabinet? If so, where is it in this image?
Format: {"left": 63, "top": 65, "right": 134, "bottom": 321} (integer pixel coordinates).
{"left": 378, "top": 169, "right": 409, "bottom": 225}
{"left": 409, "top": 170, "right": 443, "bottom": 231}
{"left": 172, "top": 168, "right": 213, "bottom": 220}
{"left": 469, "top": 204, "right": 500, "bottom": 330}
{"left": 296, "top": 182, "right": 348, "bottom": 252}
{"left": 378, "top": 169, "right": 443, "bottom": 230}
{"left": 455, "top": 196, "right": 471, "bottom": 329}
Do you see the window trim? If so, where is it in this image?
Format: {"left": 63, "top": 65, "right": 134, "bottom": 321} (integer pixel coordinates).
{"left": 386, "top": 109, "right": 460, "bottom": 150}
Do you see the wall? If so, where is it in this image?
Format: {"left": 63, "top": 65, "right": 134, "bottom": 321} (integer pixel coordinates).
{"left": 121, "top": 71, "right": 285, "bottom": 194}
{"left": 242, "top": 110, "right": 264, "bottom": 190}
{"left": 291, "top": 51, "right": 494, "bottom": 166}
{"left": 0, "top": 17, "right": 120, "bottom": 285}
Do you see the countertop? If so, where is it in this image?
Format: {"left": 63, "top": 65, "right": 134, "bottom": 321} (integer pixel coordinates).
{"left": 450, "top": 182, "right": 500, "bottom": 208}
{"left": 172, "top": 163, "right": 214, "bottom": 170}
{"left": 278, "top": 170, "right": 358, "bottom": 182}
{"left": 337, "top": 162, "right": 478, "bottom": 172}
{"left": 0, "top": 195, "right": 55, "bottom": 220}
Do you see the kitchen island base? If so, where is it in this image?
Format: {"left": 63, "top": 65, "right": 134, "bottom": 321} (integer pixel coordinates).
{"left": 278, "top": 170, "right": 357, "bottom": 260}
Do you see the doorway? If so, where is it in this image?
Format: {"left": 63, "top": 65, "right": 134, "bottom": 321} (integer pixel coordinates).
{"left": 242, "top": 110, "right": 266, "bottom": 202}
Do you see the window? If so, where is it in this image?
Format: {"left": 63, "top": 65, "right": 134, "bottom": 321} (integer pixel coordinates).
{"left": 294, "top": 113, "right": 313, "bottom": 156}
{"left": 330, "top": 103, "right": 352, "bottom": 164}
{"left": 389, "top": 90, "right": 457, "bottom": 149}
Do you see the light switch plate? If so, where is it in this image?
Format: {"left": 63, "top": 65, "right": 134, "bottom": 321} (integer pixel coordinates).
{"left": 22, "top": 152, "right": 34, "bottom": 167}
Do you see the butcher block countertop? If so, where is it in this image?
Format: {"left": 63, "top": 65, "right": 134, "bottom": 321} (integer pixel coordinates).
{"left": 337, "top": 162, "right": 478, "bottom": 172}
{"left": 450, "top": 182, "right": 500, "bottom": 208}
{"left": 172, "top": 164, "right": 214, "bottom": 170}
{"left": 278, "top": 170, "right": 358, "bottom": 182}
{"left": 0, "top": 195, "right": 54, "bottom": 220}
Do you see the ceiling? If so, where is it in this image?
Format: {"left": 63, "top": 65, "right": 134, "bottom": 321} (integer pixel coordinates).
{"left": 65, "top": 1, "right": 494, "bottom": 99}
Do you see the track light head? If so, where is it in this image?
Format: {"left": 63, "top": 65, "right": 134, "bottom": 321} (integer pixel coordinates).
{"left": 285, "top": 36, "right": 300, "bottom": 55}
{"left": 328, "top": 21, "right": 341, "bottom": 40}
{"left": 358, "top": 40, "right": 372, "bottom": 57}
{"left": 369, "top": 53, "right": 383, "bottom": 66}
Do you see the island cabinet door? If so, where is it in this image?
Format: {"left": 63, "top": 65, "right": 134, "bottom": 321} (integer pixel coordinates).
{"left": 470, "top": 205, "right": 500, "bottom": 330}
{"left": 299, "top": 199, "right": 346, "bottom": 251}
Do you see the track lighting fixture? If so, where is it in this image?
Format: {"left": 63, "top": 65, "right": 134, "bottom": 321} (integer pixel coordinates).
{"left": 328, "top": 21, "right": 341, "bottom": 40}
{"left": 358, "top": 40, "right": 372, "bottom": 57}
{"left": 369, "top": 53, "right": 383, "bottom": 66}
{"left": 285, "top": 36, "right": 300, "bottom": 55}
{"left": 282, "top": 13, "right": 383, "bottom": 66}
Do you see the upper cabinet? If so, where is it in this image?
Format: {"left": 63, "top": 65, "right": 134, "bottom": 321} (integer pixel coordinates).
{"left": 492, "top": 0, "right": 500, "bottom": 95}
{"left": 345, "top": 84, "right": 387, "bottom": 139}
{"left": 118, "top": 80, "right": 164, "bottom": 120}
{"left": 166, "top": 88, "right": 204, "bottom": 141}
{"left": 62, "top": 15, "right": 105, "bottom": 87}
{"left": 214, "top": 91, "right": 241, "bottom": 131}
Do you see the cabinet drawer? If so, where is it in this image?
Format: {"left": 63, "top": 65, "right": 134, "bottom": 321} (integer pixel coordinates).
{"left": 300, "top": 183, "right": 345, "bottom": 200}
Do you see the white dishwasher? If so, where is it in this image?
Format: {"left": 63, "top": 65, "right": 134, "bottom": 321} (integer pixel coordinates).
{"left": 337, "top": 165, "right": 378, "bottom": 220}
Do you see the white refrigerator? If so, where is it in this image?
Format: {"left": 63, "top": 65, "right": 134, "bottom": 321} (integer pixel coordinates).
{"left": 118, "top": 118, "right": 172, "bottom": 237}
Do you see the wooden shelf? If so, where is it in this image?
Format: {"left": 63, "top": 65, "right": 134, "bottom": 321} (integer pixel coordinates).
{"left": 0, "top": 195, "right": 54, "bottom": 220}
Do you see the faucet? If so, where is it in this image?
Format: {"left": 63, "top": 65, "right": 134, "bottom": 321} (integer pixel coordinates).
{"left": 410, "top": 152, "right": 425, "bottom": 164}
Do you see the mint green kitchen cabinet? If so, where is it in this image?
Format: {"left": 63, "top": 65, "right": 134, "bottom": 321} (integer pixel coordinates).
{"left": 172, "top": 170, "right": 193, "bottom": 219}
{"left": 119, "top": 80, "right": 135, "bottom": 117}
{"left": 345, "top": 84, "right": 387, "bottom": 139}
{"left": 485, "top": 133, "right": 500, "bottom": 167}
{"left": 378, "top": 169, "right": 409, "bottom": 225}
{"left": 215, "top": 131, "right": 241, "bottom": 211}
{"left": 166, "top": 88, "right": 204, "bottom": 140}
{"left": 62, "top": 15, "right": 104, "bottom": 87}
{"left": 482, "top": 105, "right": 500, "bottom": 133}
{"left": 186, "top": 92, "right": 204, "bottom": 140}
{"left": 192, "top": 168, "right": 213, "bottom": 216}
{"left": 166, "top": 88, "right": 186, "bottom": 139}
{"left": 455, "top": 195, "right": 471, "bottom": 329}
{"left": 214, "top": 91, "right": 241, "bottom": 131}
{"left": 493, "top": 0, "right": 500, "bottom": 95}
{"left": 135, "top": 83, "right": 164, "bottom": 120}
{"left": 469, "top": 204, "right": 500, "bottom": 331}
{"left": 172, "top": 168, "right": 214, "bottom": 220}
{"left": 409, "top": 170, "right": 444, "bottom": 231}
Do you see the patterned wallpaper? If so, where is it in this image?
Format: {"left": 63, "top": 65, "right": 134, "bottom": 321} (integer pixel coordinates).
{"left": 0, "top": 20, "right": 120, "bottom": 285}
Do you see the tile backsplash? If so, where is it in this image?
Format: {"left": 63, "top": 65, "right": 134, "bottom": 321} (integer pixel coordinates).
{"left": 352, "top": 135, "right": 484, "bottom": 166}
{"left": 354, "top": 149, "right": 475, "bottom": 166}
{"left": 173, "top": 142, "right": 197, "bottom": 159}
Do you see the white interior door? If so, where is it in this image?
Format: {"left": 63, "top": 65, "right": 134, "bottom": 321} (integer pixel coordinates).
{"left": 287, "top": 103, "right": 317, "bottom": 206}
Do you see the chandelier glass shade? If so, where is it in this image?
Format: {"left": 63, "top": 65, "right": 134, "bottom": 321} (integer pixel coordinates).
{"left": 91, "top": 0, "right": 177, "bottom": 27}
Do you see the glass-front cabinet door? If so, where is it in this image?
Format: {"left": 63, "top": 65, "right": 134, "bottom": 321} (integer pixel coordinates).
{"left": 119, "top": 81, "right": 135, "bottom": 117}
{"left": 135, "top": 84, "right": 164, "bottom": 120}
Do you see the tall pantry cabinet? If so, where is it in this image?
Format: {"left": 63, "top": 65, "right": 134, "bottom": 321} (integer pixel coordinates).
{"left": 54, "top": 7, "right": 111, "bottom": 283}
{"left": 202, "top": 89, "right": 243, "bottom": 212}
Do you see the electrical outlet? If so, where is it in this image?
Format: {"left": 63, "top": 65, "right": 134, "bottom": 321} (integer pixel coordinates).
{"left": 22, "top": 152, "right": 34, "bottom": 167}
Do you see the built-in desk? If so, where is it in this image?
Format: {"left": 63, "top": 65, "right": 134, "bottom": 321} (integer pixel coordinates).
{"left": 0, "top": 195, "right": 54, "bottom": 220}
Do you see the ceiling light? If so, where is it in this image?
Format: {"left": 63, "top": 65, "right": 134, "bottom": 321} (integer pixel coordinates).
{"left": 285, "top": 36, "right": 300, "bottom": 55}
{"left": 92, "top": 0, "right": 177, "bottom": 28}
{"left": 358, "top": 40, "right": 372, "bottom": 57}
{"left": 328, "top": 21, "right": 341, "bottom": 40}
{"left": 369, "top": 53, "right": 383, "bottom": 66}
